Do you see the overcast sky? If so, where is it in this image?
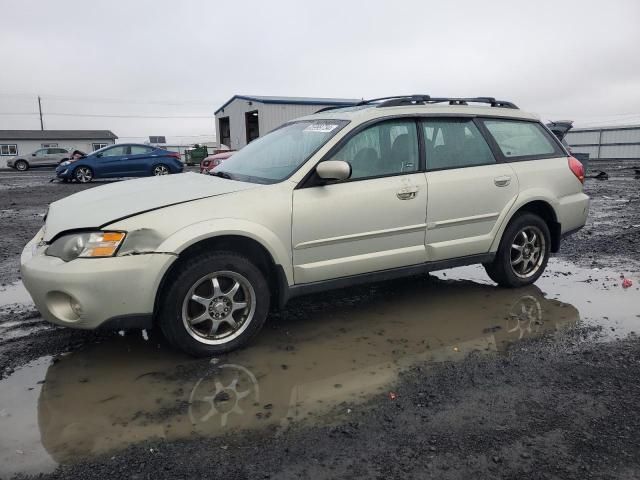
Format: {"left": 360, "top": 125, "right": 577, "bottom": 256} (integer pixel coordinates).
{"left": 1, "top": 0, "right": 639, "bottom": 143}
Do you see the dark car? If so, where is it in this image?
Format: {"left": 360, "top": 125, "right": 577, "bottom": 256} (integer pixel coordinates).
{"left": 546, "top": 120, "right": 589, "bottom": 172}
{"left": 55, "top": 144, "right": 183, "bottom": 183}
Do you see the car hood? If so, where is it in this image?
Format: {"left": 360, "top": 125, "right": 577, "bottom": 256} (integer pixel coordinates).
{"left": 43, "top": 172, "right": 258, "bottom": 241}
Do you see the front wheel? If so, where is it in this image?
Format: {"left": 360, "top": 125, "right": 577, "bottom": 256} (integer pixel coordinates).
{"left": 484, "top": 213, "right": 551, "bottom": 288}
{"left": 153, "top": 164, "right": 170, "bottom": 176}
{"left": 74, "top": 166, "right": 94, "bottom": 183}
{"left": 158, "top": 252, "right": 270, "bottom": 357}
{"left": 15, "top": 160, "right": 29, "bottom": 171}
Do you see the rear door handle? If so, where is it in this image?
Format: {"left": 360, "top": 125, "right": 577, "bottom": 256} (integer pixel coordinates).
{"left": 397, "top": 188, "right": 418, "bottom": 200}
{"left": 494, "top": 175, "right": 511, "bottom": 187}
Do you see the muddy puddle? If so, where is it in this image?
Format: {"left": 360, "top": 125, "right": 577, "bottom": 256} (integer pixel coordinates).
{"left": 0, "top": 259, "right": 638, "bottom": 476}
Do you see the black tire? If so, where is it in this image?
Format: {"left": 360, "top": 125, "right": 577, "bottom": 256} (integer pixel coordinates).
{"left": 14, "top": 160, "right": 29, "bottom": 171}
{"left": 483, "top": 213, "right": 551, "bottom": 288}
{"left": 74, "top": 166, "right": 94, "bottom": 183}
{"left": 158, "top": 251, "right": 270, "bottom": 357}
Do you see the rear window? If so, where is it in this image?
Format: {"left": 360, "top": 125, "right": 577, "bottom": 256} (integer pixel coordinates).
{"left": 483, "top": 120, "right": 561, "bottom": 159}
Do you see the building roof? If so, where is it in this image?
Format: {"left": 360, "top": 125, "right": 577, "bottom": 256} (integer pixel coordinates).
{"left": 215, "top": 95, "right": 361, "bottom": 115}
{"left": 0, "top": 130, "right": 118, "bottom": 140}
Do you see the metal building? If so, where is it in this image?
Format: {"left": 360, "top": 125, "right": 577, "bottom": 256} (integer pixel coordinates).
{"left": 566, "top": 125, "right": 640, "bottom": 161}
{"left": 214, "top": 95, "right": 359, "bottom": 149}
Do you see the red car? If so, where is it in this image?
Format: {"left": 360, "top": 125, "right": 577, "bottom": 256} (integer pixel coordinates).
{"left": 199, "top": 150, "right": 235, "bottom": 174}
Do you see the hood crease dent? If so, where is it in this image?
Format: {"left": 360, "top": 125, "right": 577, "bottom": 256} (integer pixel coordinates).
{"left": 43, "top": 173, "right": 258, "bottom": 242}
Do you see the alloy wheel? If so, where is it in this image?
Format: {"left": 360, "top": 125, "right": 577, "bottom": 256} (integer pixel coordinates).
{"left": 75, "top": 167, "right": 93, "bottom": 183}
{"left": 181, "top": 271, "right": 256, "bottom": 345}
{"left": 153, "top": 165, "right": 170, "bottom": 176}
{"left": 510, "top": 226, "right": 546, "bottom": 278}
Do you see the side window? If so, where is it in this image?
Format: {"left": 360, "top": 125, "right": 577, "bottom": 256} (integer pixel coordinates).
{"left": 101, "top": 146, "right": 126, "bottom": 157}
{"left": 483, "top": 120, "right": 560, "bottom": 159}
{"left": 130, "top": 146, "right": 153, "bottom": 155}
{"left": 423, "top": 119, "right": 495, "bottom": 170}
{"left": 34, "top": 149, "right": 48, "bottom": 156}
{"left": 330, "top": 120, "right": 419, "bottom": 180}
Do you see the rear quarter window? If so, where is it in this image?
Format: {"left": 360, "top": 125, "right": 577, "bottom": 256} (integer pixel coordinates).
{"left": 483, "top": 119, "right": 562, "bottom": 159}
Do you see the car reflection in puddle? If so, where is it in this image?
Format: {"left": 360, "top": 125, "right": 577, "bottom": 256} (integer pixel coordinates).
{"left": 34, "top": 273, "right": 579, "bottom": 465}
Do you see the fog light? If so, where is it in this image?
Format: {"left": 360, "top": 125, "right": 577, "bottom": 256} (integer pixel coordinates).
{"left": 70, "top": 298, "right": 83, "bottom": 317}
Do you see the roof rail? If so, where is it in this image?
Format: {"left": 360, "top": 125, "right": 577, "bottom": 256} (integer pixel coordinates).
{"left": 355, "top": 95, "right": 518, "bottom": 109}
{"left": 315, "top": 104, "right": 358, "bottom": 113}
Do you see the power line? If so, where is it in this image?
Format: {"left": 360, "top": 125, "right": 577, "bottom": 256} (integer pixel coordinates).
{"left": 0, "top": 92, "right": 221, "bottom": 107}
{"left": 45, "top": 112, "right": 213, "bottom": 119}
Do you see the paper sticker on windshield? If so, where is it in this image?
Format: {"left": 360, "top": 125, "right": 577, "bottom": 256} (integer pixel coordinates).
{"left": 304, "top": 122, "right": 339, "bottom": 133}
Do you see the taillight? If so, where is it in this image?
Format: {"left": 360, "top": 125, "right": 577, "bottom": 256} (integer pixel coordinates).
{"left": 169, "top": 152, "right": 181, "bottom": 159}
{"left": 568, "top": 156, "right": 585, "bottom": 184}
{"left": 202, "top": 160, "right": 210, "bottom": 167}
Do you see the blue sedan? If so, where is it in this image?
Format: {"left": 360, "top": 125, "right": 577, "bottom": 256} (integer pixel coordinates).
{"left": 56, "top": 144, "right": 184, "bottom": 183}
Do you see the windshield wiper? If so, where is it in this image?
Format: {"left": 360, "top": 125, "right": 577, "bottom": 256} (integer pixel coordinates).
{"left": 209, "top": 170, "right": 234, "bottom": 180}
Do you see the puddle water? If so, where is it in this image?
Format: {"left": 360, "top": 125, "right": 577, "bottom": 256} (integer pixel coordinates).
{"left": 0, "top": 259, "right": 638, "bottom": 476}
{"left": 0, "top": 282, "right": 33, "bottom": 306}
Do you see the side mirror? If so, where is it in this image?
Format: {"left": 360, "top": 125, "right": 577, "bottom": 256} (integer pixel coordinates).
{"left": 316, "top": 160, "right": 351, "bottom": 182}
{"left": 32, "top": 153, "right": 36, "bottom": 156}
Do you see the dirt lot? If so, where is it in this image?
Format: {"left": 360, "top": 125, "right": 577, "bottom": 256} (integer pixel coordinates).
{"left": 1, "top": 164, "right": 639, "bottom": 479}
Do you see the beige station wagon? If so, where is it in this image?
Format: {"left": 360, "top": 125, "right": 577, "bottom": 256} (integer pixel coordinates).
{"left": 21, "top": 95, "right": 589, "bottom": 356}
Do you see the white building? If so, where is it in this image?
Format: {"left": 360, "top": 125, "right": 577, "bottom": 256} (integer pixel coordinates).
{"left": 214, "top": 95, "right": 359, "bottom": 149}
{"left": 0, "top": 130, "right": 117, "bottom": 158}
{"left": 566, "top": 124, "right": 640, "bottom": 161}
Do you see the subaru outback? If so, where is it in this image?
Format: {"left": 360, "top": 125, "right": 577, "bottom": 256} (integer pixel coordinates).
{"left": 21, "top": 95, "right": 589, "bottom": 356}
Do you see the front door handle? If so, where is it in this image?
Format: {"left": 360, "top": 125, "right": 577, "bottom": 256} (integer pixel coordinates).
{"left": 494, "top": 175, "right": 511, "bottom": 187}
{"left": 397, "top": 188, "right": 418, "bottom": 200}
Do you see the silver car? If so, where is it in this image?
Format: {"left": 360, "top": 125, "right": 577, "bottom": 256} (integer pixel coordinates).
{"left": 6, "top": 147, "right": 71, "bottom": 171}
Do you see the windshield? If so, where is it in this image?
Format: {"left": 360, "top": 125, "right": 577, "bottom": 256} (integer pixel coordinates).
{"left": 215, "top": 119, "right": 348, "bottom": 184}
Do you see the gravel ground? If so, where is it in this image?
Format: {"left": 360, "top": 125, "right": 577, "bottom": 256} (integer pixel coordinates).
{"left": 23, "top": 330, "right": 640, "bottom": 480}
{"left": 1, "top": 165, "right": 639, "bottom": 479}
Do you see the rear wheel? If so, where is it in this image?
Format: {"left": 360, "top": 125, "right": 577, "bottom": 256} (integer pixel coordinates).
{"left": 15, "top": 160, "right": 28, "bottom": 171}
{"left": 74, "top": 166, "right": 94, "bottom": 183}
{"left": 158, "top": 251, "right": 270, "bottom": 357}
{"left": 153, "top": 164, "right": 170, "bottom": 176}
{"left": 484, "top": 213, "right": 550, "bottom": 288}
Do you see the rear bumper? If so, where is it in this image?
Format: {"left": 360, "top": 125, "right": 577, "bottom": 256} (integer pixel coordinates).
{"left": 21, "top": 229, "right": 176, "bottom": 330}
{"left": 558, "top": 192, "right": 589, "bottom": 235}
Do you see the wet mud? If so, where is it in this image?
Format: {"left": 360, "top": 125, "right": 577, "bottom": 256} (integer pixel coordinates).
{"left": 0, "top": 167, "right": 639, "bottom": 479}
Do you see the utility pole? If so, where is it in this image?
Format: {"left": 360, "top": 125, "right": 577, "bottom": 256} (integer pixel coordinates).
{"left": 37, "top": 95, "right": 43, "bottom": 130}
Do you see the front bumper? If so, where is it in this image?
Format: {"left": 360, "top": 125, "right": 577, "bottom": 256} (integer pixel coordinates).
{"left": 21, "top": 229, "right": 176, "bottom": 330}
{"left": 55, "top": 167, "right": 72, "bottom": 178}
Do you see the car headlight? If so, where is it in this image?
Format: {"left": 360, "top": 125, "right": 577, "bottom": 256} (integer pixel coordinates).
{"left": 60, "top": 160, "right": 71, "bottom": 166}
{"left": 46, "top": 231, "right": 126, "bottom": 262}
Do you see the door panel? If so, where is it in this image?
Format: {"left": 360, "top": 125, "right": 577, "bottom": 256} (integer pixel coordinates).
{"left": 425, "top": 164, "right": 518, "bottom": 260}
{"left": 421, "top": 118, "right": 519, "bottom": 261}
{"left": 292, "top": 173, "right": 428, "bottom": 284}
{"left": 96, "top": 146, "right": 127, "bottom": 177}
{"left": 125, "top": 146, "right": 155, "bottom": 175}
{"left": 31, "top": 149, "right": 49, "bottom": 166}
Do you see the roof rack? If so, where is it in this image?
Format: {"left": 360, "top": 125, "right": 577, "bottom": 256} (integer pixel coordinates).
{"left": 356, "top": 95, "right": 518, "bottom": 109}
{"left": 315, "top": 103, "right": 359, "bottom": 113}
